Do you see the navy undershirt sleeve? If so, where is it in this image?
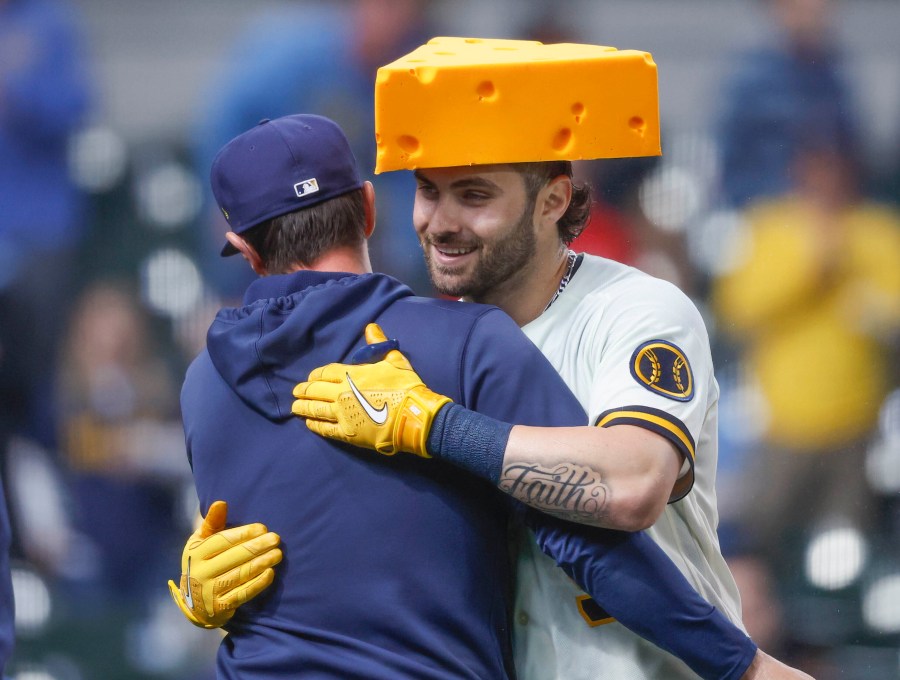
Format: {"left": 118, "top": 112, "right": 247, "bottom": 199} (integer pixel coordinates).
{"left": 526, "top": 510, "right": 757, "bottom": 680}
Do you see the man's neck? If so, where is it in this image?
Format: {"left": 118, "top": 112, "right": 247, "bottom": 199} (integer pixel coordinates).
{"left": 288, "top": 246, "right": 372, "bottom": 276}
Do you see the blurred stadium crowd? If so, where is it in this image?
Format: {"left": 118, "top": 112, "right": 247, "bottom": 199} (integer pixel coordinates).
{"left": 1, "top": 0, "right": 900, "bottom": 678}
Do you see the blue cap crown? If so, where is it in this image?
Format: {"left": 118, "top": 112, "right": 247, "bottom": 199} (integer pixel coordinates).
{"left": 210, "top": 114, "right": 363, "bottom": 256}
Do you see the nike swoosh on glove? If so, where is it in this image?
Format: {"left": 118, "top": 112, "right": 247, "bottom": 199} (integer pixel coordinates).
{"left": 291, "top": 323, "right": 451, "bottom": 457}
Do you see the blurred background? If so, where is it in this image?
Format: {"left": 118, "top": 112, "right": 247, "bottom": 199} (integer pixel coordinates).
{"left": 1, "top": 0, "right": 899, "bottom": 678}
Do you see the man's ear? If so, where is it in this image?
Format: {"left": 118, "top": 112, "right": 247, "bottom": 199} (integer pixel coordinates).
{"left": 225, "top": 231, "right": 267, "bottom": 276}
{"left": 539, "top": 175, "right": 573, "bottom": 226}
{"left": 362, "top": 181, "right": 376, "bottom": 238}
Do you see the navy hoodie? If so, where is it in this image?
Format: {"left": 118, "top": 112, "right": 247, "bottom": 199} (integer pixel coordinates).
{"left": 180, "top": 270, "right": 588, "bottom": 679}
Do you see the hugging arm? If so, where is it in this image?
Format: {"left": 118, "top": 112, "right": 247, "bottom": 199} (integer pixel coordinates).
{"left": 525, "top": 509, "right": 757, "bottom": 680}
{"left": 292, "top": 324, "right": 674, "bottom": 530}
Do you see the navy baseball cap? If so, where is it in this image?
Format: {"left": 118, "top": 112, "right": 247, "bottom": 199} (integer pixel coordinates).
{"left": 210, "top": 114, "right": 364, "bottom": 256}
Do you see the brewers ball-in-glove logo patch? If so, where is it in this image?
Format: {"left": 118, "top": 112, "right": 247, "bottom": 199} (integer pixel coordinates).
{"left": 630, "top": 340, "right": 693, "bottom": 402}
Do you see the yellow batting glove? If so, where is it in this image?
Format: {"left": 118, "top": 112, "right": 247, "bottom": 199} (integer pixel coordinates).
{"left": 292, "top": 323, "right": 452, "bottom": 457}
{"left": 167, "top": 500, "right": 283, "bottom": 629}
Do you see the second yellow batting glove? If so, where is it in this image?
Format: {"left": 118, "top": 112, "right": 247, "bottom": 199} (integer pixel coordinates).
{"left": 291, "top": 323, "right": 452, "bottom": 457}
{"left": 167, "top": 500, "right": 283, "bottom": 629}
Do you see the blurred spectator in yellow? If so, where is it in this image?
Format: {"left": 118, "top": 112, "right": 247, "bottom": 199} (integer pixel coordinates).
{"left": 0, "top": 0, "right": 93, "bottom": 453}
{"left": 192, "top": 0, "right": 432, "bottom": 299}
{"left": 716, "top": 0, "right": 859, "bottom": 209}
{"left": 712, "top": 137, "right": 900, "bottom": 557}
{"left": 57, "top": 282, "right": 189, "bottom": 609}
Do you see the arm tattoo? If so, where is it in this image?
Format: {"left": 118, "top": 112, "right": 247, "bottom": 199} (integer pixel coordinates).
{"left": 499, "top": 462, "right": 610, "bottom": 523}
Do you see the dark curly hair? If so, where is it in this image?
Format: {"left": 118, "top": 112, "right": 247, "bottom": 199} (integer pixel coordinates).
{"left": 513, "top": 161, "right": 593, "bottom": 244}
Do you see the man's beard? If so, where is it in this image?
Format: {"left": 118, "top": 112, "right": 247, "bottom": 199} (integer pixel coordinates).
{"left": 422, "top": 205, "right": 537, "bottom": 300}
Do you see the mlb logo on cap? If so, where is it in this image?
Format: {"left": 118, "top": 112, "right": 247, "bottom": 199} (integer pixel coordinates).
{"left": 210, "top": 114, "right": 363, "bottom": 256}
{"left": 294, "top": 178, "right": 320, "bottom": 197}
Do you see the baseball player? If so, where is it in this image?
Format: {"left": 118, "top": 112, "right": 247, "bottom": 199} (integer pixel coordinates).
{"left": 171, "top": 114, "right": 767, "bottom": 679}
{"left": 287, "top": 39, "right": 814, "bottom": 680}
{"left": 293, "top": 166, "right": 811, "bottom": 680}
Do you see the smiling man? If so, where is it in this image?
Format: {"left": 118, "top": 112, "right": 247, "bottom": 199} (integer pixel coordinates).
{"left": 297, "top": 159, "right": 736, "bottom": 677}
{"left": 172, "top": 37, "right": 814, "bottom": 680}
{"left": 289, "top": 38, "right": 814, "bottom": 679}
{"left": 413, "top": 164, "right": 557, "bottom": 309}
{"left": 170, "top": 113, "right": 769, "bottom": 680}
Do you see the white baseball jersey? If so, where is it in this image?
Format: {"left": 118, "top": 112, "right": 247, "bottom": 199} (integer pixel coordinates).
{"left": 514, "top": 254, "right": 744, "bottom": 680}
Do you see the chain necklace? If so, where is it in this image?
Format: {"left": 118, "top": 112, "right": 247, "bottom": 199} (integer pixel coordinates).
{"left": 543, "top": 250, "right": 578, "bottom": 313}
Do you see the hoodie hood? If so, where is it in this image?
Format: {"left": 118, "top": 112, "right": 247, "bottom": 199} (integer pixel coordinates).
{"left": 206, "top": 271, "right": 412, "bottom": 421}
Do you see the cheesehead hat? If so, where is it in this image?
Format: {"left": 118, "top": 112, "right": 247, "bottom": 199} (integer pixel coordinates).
{"left": 374, "top": 37, "right": 661, "bottom": 173}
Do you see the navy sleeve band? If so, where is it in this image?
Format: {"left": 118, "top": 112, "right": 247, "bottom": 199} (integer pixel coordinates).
{"left": 526, "top": 510, "right": 758, "bottom": 680}
{"left": 427, "top": 403, "right": 512, "bottom": 485}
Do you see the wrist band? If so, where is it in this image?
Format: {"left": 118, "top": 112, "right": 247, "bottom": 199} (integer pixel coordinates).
{"left": 427, "top": 403, "right": 512, "bottom": 485}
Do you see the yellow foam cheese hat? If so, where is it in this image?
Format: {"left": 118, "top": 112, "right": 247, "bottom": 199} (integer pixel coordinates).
{"left": 374, "top": 37, "right": 661, "bottom": 174}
